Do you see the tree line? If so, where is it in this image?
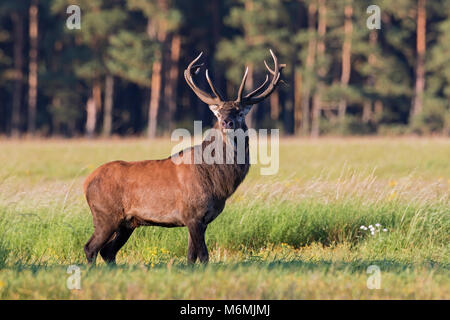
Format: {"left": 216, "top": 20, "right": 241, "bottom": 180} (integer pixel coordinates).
{"left": 0, "top": 0, "right": 449, "bottom": 138}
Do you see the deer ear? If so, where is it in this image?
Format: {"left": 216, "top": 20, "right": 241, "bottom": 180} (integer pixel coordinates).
{"left": 209, "top": 104, "right": 221, "bottom": 118}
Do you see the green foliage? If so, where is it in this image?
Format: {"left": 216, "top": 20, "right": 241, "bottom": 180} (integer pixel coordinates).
{"left": 320, "top": 116, "right": 375, "bottom": 136}
{"left": 428, "top": 20, "right": 450, "bottom": 98}
{"left": 127, "top": 0, "right": 182, "bottom": 32}
{"left": 217, "top": 0, "right": 292, "bottom": 85}
{"left": 0, "top": 0, "right": 449, "bottom": 136}
{"left": 377, "top": 124, "right": 410, "bottom": 136}
{"left": 107, "top": 31, "right": 156, "bottom": 86}
{"left": 411, "top": 99, "right": 450, "bottom": 135}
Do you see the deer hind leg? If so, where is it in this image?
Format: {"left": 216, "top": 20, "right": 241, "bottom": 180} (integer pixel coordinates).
{"left": 187, "top": 222, "right": 209, "bottom": 264}
{"left": 84, "top": 226, "right": 116, "bottom": 265}
{"left": 84, "top": 210, "right": 120, "bottom": 265}
{"left": 100, "top": 224, "right": 135, "bottom": 264}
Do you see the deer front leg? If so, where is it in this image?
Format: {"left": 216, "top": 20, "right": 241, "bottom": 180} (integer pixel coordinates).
{"left": 187, "top": 222, "right": 209, "bottom": 264}
{"left": 187, "top": 232, "right": 198, "bottom": 264}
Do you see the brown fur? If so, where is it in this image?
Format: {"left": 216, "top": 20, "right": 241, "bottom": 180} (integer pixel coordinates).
{"left": 83, "top": 121, "right": 249, "bottom": 264}
{"left": 84, "top": 50, "right": 283, "bottom": 264}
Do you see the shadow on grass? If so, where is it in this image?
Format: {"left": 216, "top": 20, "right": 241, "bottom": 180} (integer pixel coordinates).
{"left": 4, "top": 258, "right": 446, "bottom": 276}
{"left": 198, "top": 259, "right": 447, "bottom": 274}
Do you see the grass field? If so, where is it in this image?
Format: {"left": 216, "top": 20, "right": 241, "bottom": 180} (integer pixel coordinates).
{"left": 0, "top": 137, "right": 448, "bottom": 299}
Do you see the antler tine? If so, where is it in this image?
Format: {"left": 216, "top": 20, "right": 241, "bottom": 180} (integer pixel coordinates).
{"left": 184, "top": 52, "right": 223, "bottom": 106}
{"left": 187, "top": 52, "right": 203, "bottom": 71}
{"left": 242, "top": 49, "right": 285, "bottom": 105}
{"left": 236, "top": 67, "right": 249, "bottom": 102}
{"left": 244, "top": 74, "right": 269, "bottom": 99}
{"left": 263, "top": 56, "right": 287, "bottom": 76}
{"left": 206, "top": 69, "right": 224, "bottom": 101}
{"left": 264, "top": 60, "right": 276, "bottom": 75}
{"left": 266, "top": 62, "right": 287, "bottom": 72}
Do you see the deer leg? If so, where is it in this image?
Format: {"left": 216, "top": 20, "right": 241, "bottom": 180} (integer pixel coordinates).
{"left": 188, "top": 227, "right": 197, "bottom": 263}
{"left": 187, "top": 222, "right": 208, "bottom": 264}
{"left": 84, "top": 225, "right": 116, "bottom": 265}
{"left": 187, "top": 230, "right": 198, "bottom": 264}
{"left": 197, "top": 235, "right": 209, "bottom": 264}
{"left": 84, "top": 207, "right": 121, "bottom": 265}
{"left": 100, "top": 224, "right": 135, "bottom": 264}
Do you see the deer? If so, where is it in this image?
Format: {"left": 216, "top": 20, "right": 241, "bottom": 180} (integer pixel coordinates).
{"left": 83, "top": 49, "right": 285, "bottom": 265}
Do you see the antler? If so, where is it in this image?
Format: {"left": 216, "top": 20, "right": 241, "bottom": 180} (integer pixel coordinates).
{"left": 184, "top": 52, "right": 224, "bottom": 105}
{"left": 238, "top": 49, "right": 286, "bottom": 105}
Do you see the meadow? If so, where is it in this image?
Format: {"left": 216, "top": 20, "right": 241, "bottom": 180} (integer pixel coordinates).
{"left": 0, "top": 137, "right": 448, "bottom": 299}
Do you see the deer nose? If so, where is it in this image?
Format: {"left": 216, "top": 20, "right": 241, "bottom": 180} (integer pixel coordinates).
{"left": 221, "top": 119, "right": 234, "bottom": 129}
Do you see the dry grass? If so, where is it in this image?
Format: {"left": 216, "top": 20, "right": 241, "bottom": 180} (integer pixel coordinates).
{"left": 0, "top": 137, "right": 448, "bottom": 299}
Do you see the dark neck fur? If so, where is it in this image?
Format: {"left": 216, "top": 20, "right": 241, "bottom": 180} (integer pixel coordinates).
{"left": 195, "top": 122, "right": 250, "bottom": 200}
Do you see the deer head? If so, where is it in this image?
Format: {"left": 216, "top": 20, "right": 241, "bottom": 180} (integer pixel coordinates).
{"left": 184, "top": 49, "right": 286, "bottom": 132}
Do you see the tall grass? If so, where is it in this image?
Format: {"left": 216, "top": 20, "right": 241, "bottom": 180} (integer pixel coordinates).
{"left": 0, "top": 138, "right": 448, "bottom": 298}
{"left": 0, "top": 187, "right": 447, "bottom": 267}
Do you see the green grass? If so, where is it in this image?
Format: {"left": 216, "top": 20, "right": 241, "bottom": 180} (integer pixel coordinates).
{"left": 0, "top": 137, "right": 448, "bottom": 299}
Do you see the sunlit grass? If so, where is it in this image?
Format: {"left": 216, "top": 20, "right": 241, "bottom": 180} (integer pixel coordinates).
{"left": 0, "top": 137, "right": 448, "bottom": 299}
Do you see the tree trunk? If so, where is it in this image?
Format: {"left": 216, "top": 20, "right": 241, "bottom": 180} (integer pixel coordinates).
{"left": 102, "top": 75, "right": 114, "bottom": 136}
{"left": 410, "top": 0, "right": 426, "bottom": 119}
{"left": 85, "top": 80, "right": 101, "bottom": 138}
{"left": 362, "top": 101, "right": 372, "bottom": 123}
{"left": 85, "top": 96, "right": 96, "bottom": 138}
{"left": 301, "top": 81, "right": 311, "bottom": 135}
{"left": 211, "top": 0, "right": 221, "bottom": 45}
{"left": 294, "top": 70, "right": 302, "bottom": 133}
{"left": 374, "top": 100, "right": 383, "bottom": 120}
{"left": 301, "top": 1, "right": 317, "bottom": 135}
{"left": 27, "top": 0, "right": 39, "bottom": 136}
{"left": 163, "top": 34, "right": 181, "bottom": 132}
{"left": 245, "top": 68, "right": 256, "bottom": 128}
{"left": 363, "top": 30, "right": 378, "bottom": 123}
{"left": 93, "top": 78, "right": 102, "bottom": 117}
{"left": 311, "top": 0, "right": 327, "bottom": 138}
{"left": 338, "top": 2, "right": 353, "bottom": 122}
{"left": 11, "top": 12, "right": 24, "bottom": 137}
{"left": 311, "top": 91, "right": 322, "bottom": 137}
{"left": 146, "top": 5, "right": 167, "bottom": 139}
{"left": 270, "top": 90, "right": 279, "bottom": 120}
{"left": 210, "top": 0, "right": 225, "bottom": 97}
{"left": 148, "top": 59, "right": 162, "bottom": 138}
{"left": 242, "top": 0, "right": 258, "bottom": 128}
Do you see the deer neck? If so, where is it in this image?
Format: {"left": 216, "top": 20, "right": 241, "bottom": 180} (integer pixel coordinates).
{"left": 196, "top": 123, "right": 250, "bottom": 200}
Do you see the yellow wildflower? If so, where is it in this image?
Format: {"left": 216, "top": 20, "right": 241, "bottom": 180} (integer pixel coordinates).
{"left": 388, "top": 191, "right": 398, "bottom": 201}
{"left": 388, "top": 180, "right": 397, "bottom": 188}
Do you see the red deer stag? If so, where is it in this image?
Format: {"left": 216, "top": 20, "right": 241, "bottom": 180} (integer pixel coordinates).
{"left": 83, "top": 49, "right": 285, "bottom": 264}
